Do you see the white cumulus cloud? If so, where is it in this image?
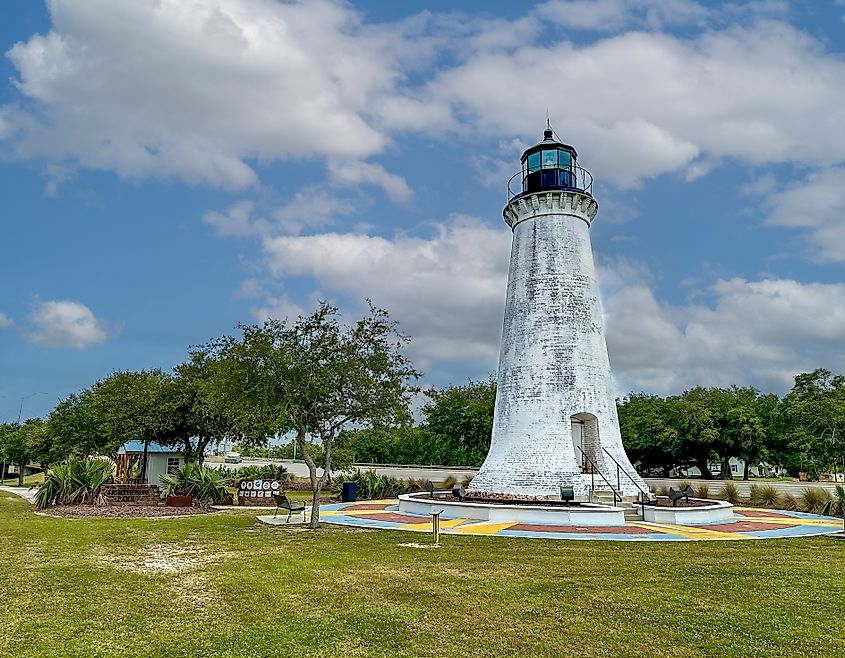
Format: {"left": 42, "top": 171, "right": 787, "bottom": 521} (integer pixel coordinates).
{"left": 252, "top": 220, "right": 845, "bottom": 393}
{"left": 3, "top": 0, "right": 418, "bottom": 188}
{"left": 260, "top": 217, "right": 511, "bottom": 367}
{"left": 27, "top": 300, "right": 110, "bottom": 349}
{"left": 420, "top": 20, "right": 845, "bottom": 187}
{"left": 0, "top": 312, "right": 12, "bottom": 329}
{"left": 5, "top": 2, "right": 845, "bottom": 192}
{"left": 760, "top": 167, "right": 845, "bottom": 263}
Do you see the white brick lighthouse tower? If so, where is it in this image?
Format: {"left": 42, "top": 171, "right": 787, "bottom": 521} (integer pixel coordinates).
{"left": 469, "top": 128, "right": 647, "bottom": 499}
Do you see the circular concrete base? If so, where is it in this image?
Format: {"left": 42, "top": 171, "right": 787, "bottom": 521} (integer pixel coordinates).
{"left": 293, "top": 500, "right": 845, "bottom": 541}
{"left": 641, "top": 498, "right": 734, "bottom": 525}
{"left": 398, "top": 492, "right": 625, "bottom": 526}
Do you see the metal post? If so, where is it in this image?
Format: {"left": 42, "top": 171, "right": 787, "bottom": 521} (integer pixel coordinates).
{"left": 431, "top": 511, "right": 441, "bottom": 544}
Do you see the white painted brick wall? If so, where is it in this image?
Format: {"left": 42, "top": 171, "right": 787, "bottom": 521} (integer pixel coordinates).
{"left": 469, "top": 191, "right": 647, "bottom": 497}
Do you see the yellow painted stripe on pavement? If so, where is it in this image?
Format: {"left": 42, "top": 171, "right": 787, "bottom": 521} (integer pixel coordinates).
{"left": 630, "top": 522, "right": 741, "bottom": 540}
{"left": 399, "top": 518, "right": 468, "bottom": 531}
{"left": 738, "top": 516, "right": 842, "bottom": 528}
{"left": 454, "top": 521, "right": 520, "bottom": 535}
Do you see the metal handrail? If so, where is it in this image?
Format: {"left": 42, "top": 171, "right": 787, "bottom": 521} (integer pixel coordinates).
{"left": 506, "top": 164, "right": 594, "bottom": 202}
{"left": 576, "top": 446, "right": 622, "bottom": 506}
{"left": 601, "top": 447, "right": 650, "bottom": 499}
{"left": 602, "top": 447, "right": 651, "bottom": 517}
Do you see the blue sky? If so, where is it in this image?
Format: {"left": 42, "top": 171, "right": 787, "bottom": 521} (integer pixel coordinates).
{"left": 2, "top": 0, "right": 845, "bottom": 420}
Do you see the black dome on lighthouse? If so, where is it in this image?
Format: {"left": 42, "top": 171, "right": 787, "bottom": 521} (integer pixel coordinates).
{"left": 520, "top": 127, "right": 578, "bottom": 163}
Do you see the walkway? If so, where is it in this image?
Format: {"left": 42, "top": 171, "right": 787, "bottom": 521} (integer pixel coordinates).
{"left": 0, "top": 486, "right": 37, "bottom": 503}
{"left": 271, "top": 500, "right": 845, "bottom": 541}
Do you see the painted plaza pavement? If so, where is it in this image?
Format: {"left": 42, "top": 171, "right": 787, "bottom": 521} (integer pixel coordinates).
{"left": 279, "top": 500, "right": 845, "bottom": 541}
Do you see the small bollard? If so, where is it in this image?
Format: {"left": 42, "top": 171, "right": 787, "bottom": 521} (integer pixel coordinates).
{"left": 431, "top": 511, "right": 442, "bottom": 544}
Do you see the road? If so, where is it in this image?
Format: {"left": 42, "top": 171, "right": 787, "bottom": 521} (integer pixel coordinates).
{"left": 206, "top": 458, "right": 477, "bottom": 482}
{"left": 211, "top": 458, "right": 843, "bottom": 494}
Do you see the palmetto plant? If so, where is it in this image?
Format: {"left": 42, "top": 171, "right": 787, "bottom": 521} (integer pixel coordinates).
{"left": 693, "top": 483, "right": 710, "bottom": 499}
{"left": 34, "top": 457, "right": 114, "bottom": 510}
{"left": 820, "top": 484, "right": 845, "bottom": 517}
{"left": 160, "top": 463, "right": 228, "bottom": 504}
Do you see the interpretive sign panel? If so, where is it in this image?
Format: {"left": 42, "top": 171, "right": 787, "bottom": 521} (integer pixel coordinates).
{"left": 237, "top": 479, "right": 283, "bottom": 506}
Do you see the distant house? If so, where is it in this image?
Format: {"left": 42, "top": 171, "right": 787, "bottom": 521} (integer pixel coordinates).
{"left": 116, "top": 441, "right": 184, "bottom": 488}
{"left": 670, "top": 457, "right": 783, "bottom": 479}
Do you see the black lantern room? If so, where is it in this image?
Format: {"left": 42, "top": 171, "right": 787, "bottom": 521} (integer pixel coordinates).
{"left": 508, "top": 128, "right": 592, "bottom": 201}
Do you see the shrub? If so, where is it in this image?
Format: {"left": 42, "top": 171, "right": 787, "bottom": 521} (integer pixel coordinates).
{"left": 233, "top": 464, "right": 290, "bottom": 485}
{"left": 749, "top": 484, "right": 779, "bottom": 508}
{"left": 406, "top": 477, "right": 427, "bottom": 492}
{"left": 778, "top": 492, "right": 800, "bottom": 511}
{"left": 441, "top": 475, "right": 457, "bottom": 490}
{"left": 160, "top": 463, "right": 228, "bottom": 505}
{"left": 654, "top": 485, "right": 669, "bottom": 497}
{"left": 719, "top": 481, "right": 741, "bottom": 504}
{"left": 799, "top": 487, "right": 832, "bottom": 514}
{"left": 678, "top": 481, "right": 693, "bottom": 493}
{"left": 34, "top": 457, "right": 114, "bottom": 510}
{"left": 332, "top": 470, "right": 409, "bottom": 500}
{"left": 461, "top": 475, "right": 474, "bottom": 488}
{"left": 693, "top": 483, "right": 710, "bottom": 499}
{"left": 820, "top": 484, "right": 845, "bottom": 517}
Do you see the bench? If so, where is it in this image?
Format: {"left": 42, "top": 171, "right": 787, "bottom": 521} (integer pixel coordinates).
{"left": 273, "top": 494, "right": 306, "bottom": 523}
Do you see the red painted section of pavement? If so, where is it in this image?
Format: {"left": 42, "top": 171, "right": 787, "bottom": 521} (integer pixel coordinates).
{"left": 695, "top": 521, "right": 793, "bottom": 532}
{"left": 355, "top": 512, "right": 428, "bottom": 524}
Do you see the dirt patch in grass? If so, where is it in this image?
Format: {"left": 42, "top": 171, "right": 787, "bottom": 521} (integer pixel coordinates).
{"left": 94, "top": 541, "right": 234, "bottom": 575}
{"left": 39, "top": 505, "right": 214, "bottom": 519}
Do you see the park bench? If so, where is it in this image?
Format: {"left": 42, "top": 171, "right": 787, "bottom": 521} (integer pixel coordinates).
{"left": 273, "top": 494, "right": 306, "bottom": 523}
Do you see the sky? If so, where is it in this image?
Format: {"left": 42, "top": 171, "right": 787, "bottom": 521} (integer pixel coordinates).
{"left": 2, "top": 0, "right": 845, "bottom": 421}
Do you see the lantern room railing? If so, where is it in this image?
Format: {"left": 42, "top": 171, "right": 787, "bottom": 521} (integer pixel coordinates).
{"left": 507, "top": 164, "right": 594, "bottom": 203}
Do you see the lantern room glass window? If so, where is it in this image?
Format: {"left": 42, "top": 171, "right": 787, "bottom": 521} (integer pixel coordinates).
{"left": 527, "top": 152, "right": 541, "bottom": 173}
{"left": 558, "top": 149, "right": 572, "bottom": 168}
{"left": 542, "top": 150, "right": 558, "bottom": 169}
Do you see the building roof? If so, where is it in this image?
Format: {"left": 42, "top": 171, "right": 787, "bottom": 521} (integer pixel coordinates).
{"left": 118, "top": 441, "right": 181, "bottom": 454}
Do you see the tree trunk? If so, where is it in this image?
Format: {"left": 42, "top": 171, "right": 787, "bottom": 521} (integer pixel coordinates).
{"left": 194, "top": 437, "right": 210, "bottom": 465}
{"left": 139, "top": 438, "right": 150, "bottom": 483}
{"left": 297, "top": 428, "right": 320, "bottom": 529}
{"left": 310, "top": 484, "right": 321, "bottom": 528}
{"left": 721, "top": 456, "right": 732, "bottom": 480}
{"left": 697, "top": 458, "right": 713, "bottom": 480}
{"left": 17, "top": 463, "right": 24, "bottom": 487}
{"left": 743, "top": 460, "right": 750, "bottom": 481}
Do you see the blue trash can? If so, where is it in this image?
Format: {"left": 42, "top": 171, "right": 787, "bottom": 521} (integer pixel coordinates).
{"left": 341, "top": 481, "right": 357, "bottom": 503}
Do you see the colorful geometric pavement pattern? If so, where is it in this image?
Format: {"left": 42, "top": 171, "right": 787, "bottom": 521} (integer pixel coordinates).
{"left": 315, "top": 501, "right": 844, "bottom": 541}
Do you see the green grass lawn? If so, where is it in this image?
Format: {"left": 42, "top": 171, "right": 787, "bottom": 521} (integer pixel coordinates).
{"left": 2, "top": 492, "right": 845, "bottom": 658}
{"left": 0, "top": 472, "right": 44, "bottom": 487}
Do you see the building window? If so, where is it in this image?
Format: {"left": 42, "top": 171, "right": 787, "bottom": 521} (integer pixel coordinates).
{"left": 167, "top": 457, "right": 181, "bottom": 474}
{"left": 731, "top": 464, "right": 738, "bottom": 473}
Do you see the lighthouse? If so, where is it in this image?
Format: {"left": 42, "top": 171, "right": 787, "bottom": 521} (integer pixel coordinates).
{"left": 469, "top": 128, "right": 647, "bottom": 499}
